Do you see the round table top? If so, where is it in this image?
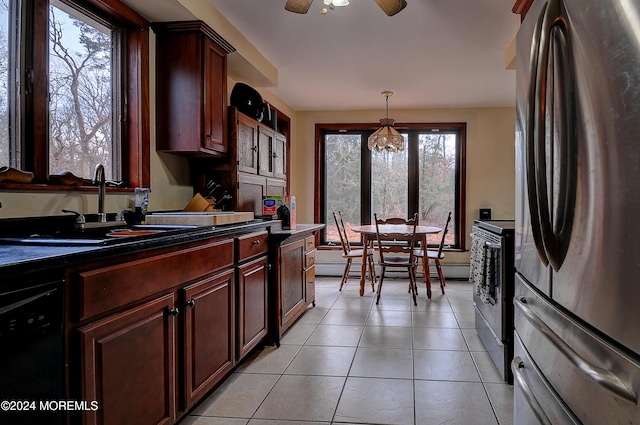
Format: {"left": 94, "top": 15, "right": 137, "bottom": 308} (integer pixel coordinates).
{"left": 351, "top": 224, "right": 441, "bottom": 235}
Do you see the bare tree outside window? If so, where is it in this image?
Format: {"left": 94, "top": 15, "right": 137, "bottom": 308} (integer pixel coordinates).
{"left": 48, "top": 3, "right": 117, "bottom": 180}
{"left": 371, "top": 137, "right": 409, "bottom": 220}
{"left": 324, "top": 133, "right": 362, "bottom": 244}
{"left": 0, "top": 0, "right": 10, "bottom": 166}
{"left": 418, "top": 133, "right": 457, "bottom": 245}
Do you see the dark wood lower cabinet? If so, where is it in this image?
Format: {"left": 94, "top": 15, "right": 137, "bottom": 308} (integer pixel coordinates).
{"left": 278, "top": 239, "right": 307, "bottom": 333}
{"left": 237, "top": 256, "right": 269, "bottom": 359}
{"left": 182, "top": 269, "right": 235, "bottom": 409}
{"left": 79, "top": 294, "right": 176, "bottom": 425}
{"left": 270, "top": 224, "right": 324, "bottom": 345}
{"left": 67, "top": 225, "right": 320, "bottom": 425}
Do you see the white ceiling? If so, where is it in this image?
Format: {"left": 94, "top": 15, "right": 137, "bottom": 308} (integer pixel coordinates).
{"left": 127, "top": 0, "right": 521, "bottom": 111}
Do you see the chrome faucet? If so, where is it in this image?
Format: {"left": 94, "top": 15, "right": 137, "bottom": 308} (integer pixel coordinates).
{"left": 93, "top": 164, "right": 107, "bottom": 223}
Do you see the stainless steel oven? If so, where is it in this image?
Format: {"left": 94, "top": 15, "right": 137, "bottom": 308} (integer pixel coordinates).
{"left": 470, "top": 219, "right": 515, "bottom": 383}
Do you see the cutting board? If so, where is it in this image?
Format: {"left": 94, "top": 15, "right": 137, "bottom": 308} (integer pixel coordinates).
{"left": 145, "top": 211, "right": 255, "bottom": 226}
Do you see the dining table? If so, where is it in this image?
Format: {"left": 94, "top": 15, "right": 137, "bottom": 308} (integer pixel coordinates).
{"left": 351, "top": 224, "right": 442, "bottom": 296}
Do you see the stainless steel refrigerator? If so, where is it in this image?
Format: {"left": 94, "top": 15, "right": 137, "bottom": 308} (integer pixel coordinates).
{"left": 514, "top": 0, "right": 640, "bottom": 423}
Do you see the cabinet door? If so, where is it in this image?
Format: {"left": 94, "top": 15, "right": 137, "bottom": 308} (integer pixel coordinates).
{"left": 265, "top": 178, "right": 286, "bottom": 197}
{"left": 236, "top": 112, "right": 259, "bottom": 174}
{"left": 273, "top": 132, "right": 287, "bottom": 180}
{"left": 237, "top": 256, "right": 269, "bottom": 359}
{"left": 203, "top": 37, "right": 227, "bottom": 154}
{"left": 79, "top": 294, "right": 176, "bottom": 425}
{"left": 258, "top": 126, "right": 273, "bottom": 177}
{"left": 279, "top": 239, "right": 306, "bottom": 332}
{"left": 182, "top": 269, "right": 235, "bottom": 409}
{"left": 237, "top": 173, "right": 266, "bottom": 215}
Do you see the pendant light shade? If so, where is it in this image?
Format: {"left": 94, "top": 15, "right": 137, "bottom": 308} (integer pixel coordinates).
{"left": 324, "top": 0, "right": 349, "bottom": 6}
{"left": 368, "top": 91, "right": 405, "bottom": 152}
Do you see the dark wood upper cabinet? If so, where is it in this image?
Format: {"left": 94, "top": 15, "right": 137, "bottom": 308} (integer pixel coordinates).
{"left": 512, "top": 0, "right": 534, "bottom": 20}
{"left": 153, "top": 21, "right": 235, "bottom": 157}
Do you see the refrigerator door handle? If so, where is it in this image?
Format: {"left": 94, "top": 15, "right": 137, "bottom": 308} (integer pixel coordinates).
{"left": 525, "top": 2, "right": 550, "bottom": 267}
{"left": 512, "top": 357, "right": 553, "bottom": 425}
{"left": 514, "top": 297, "right": 638, "bottom": 404}
{"left": 533, "top": 0, "right": 577, "bottom": 271}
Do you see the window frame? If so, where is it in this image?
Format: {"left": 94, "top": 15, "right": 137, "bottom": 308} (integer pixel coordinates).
{"left": 3, "top": 0, "right": 149, "bottom": 190}
{"left": 315, "top": 122, "right": 467, "bottom": 250}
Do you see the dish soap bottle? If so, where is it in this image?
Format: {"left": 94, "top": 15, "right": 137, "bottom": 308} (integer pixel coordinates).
{"left": 134, "top": 188, "right": 150, "bottom": 224}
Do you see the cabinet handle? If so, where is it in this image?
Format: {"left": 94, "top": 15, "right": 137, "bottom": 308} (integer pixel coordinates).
{"left": 186, "top": 299, "right": 196, "bottom": 308}
{"left": 253, "top": 239, "right": 261, "bottom": 245}
{"left": 206, "top": 134, "right": 213, "bottom": 140}
{"left": 251, "top": 145, "right": 258, "bottom": 152}
{"left": 267, "top": 263, "right": 272, "bottom": 271}
{"left": 272, "top": 152, "right": 278, "bottom": 158}
{"left": 168, "top": 307, "right": 180, "bottom": 316}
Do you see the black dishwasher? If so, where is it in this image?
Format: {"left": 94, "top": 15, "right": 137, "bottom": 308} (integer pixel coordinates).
{"left": 0, "top": 273, "right": 65, "bottom": 425}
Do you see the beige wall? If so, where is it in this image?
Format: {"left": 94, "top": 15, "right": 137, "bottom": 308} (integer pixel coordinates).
{"left": 292, "top": 107, "right": 516, "bottom": 265}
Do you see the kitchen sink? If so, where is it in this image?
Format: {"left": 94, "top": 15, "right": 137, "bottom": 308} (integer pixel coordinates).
{"left": 0, "top": 224, "right": 205, "bottom": 246}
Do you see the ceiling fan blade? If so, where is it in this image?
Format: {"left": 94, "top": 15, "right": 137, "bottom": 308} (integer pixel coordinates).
{"left": 374, "top": 0, "right": 407, "bottom": 16}
{"left": 285, "top": 0, "right": 314, "bottom": 14}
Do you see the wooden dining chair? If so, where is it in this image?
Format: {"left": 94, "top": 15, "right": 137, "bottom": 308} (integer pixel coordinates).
{"left": 415, "top": 211, "right": 451, "bottom": 298}
{"left": 333, "top": 211, "right": 377, "bottom": 291}
{"left": 373, "top": 213, "right": 419, "bottom": 305}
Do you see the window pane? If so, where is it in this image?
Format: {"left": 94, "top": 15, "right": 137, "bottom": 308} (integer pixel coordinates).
{"left": 325, "top": 133, "right": 362, "bottom": 244}
{"left": 418, "top": 133, "right": 456, "bottom": 245}
{"left": 0, "top": 0, "right": 10, "bottom": 166}
{"left": 371, "top": 141, "right": 408, "bottom": 221}
{"left": 48, "top": 3, "right": 116, "bottom": 179}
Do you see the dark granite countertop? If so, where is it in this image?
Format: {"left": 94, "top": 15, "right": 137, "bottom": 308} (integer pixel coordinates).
{"left": 0, "top": 219, "right": 274, "bottom": 279}
{"left": 269, "top": 223, "right": 326, "bottom": 238}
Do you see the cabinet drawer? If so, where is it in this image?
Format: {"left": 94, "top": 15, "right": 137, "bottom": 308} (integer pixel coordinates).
{"left": 304, "top": 235, "right": 315, "bottom": 252}
{"left": 305, "top": 265, "right": 315, "bottom": 286}
{"left": 305, "top": 249, "right": 316, "bottom": 269}
{"left": 305, "top": 265, "right": 315, "bottom": 305}
{"left": 75, "top": 239, "right": 234, "bottom": 321}
{"left": 236, "top": 231, "right": 269, "bottom": 262}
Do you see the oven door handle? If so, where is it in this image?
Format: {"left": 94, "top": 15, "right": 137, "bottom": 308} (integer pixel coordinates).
{"left": 512, "top": 357, "right": 553, "bottom": 425}
{"left": 485, "top": 242, "right": 501, "bottom": 250}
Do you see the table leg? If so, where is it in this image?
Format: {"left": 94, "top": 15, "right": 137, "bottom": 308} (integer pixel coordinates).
{"left": 420, "top": 235, "right": 432, "bottom": 298}
{"left": 359, "top": 235, "right": 368, "bottom": 296}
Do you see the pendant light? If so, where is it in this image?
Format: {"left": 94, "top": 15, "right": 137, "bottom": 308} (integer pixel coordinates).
{"left": 324, "top": 0, "right": 349, "bottom": 6}
{"left": 368, "top": 91, "right": 405, "bottom": 152}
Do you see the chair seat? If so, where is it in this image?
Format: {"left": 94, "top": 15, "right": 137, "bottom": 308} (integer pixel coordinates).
{"left": 373, "top": 213, "right": 420, "bottom": 306}
{"left": 427, "top": 250, "right": 444, "bottom": 260}
{"left": 333, "top": 211, "right": 377, "bottom": 292}
{"left": 380, "top": 255, "right": 415, "bottom": 266}
{"left": 344, "top": 248, "right": 369, "bottom": 259}
{"left": 413, "top": 211, "right": 451, "bottom": 299}
{"left": 414, "top": 249, "right": 444, "bottom": 260}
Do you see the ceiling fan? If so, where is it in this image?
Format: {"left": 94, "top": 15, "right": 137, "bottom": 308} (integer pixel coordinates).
{"left": 285, "top": 0, "right": 407, "bottom": 16}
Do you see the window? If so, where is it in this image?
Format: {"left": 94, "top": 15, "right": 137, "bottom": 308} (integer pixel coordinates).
{"left": 0, "top": 0, "right": 11, "bottom": 166}
{"left": 1, "top": 0, "right": 149, "bottom": 187}
{"left": 318, "top": 123, "right": 466, "bottom": 249}
{"left": 49, "top": 1, "right": 117, "bottom": 179}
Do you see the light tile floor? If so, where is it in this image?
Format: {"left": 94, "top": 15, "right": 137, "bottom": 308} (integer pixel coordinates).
{"left": 182, "top": 276, "right": 514, "bottom": 425}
